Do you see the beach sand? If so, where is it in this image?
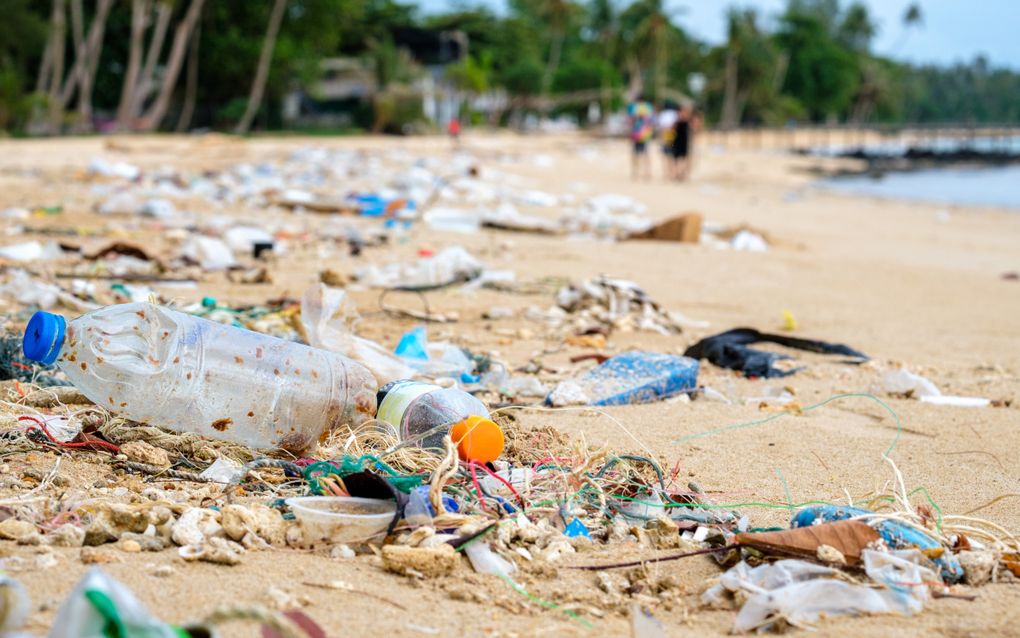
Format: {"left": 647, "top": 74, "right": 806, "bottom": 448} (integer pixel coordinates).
{"left": 0, "top": 132, "right": 1018, "bottom": 636}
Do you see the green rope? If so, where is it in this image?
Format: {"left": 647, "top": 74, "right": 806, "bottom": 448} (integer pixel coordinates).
{"left": 672, "top": 392, "right": 903, "bottom": 460}
{"left": 303, "top": 455, "right": 424, "bottom": 495}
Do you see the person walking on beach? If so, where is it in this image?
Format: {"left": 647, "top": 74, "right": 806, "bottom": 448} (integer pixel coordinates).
{"left": 657, "top": 103, "right": 679, "bottom": 179}
{"left": 671, "top": 104, "right": 701, "bottom": 181}
{"left": 447, "top": 117, "right": 462, "bottom": 147}
{"left": 628, "top": 99, "right": 654, "bottom": 180}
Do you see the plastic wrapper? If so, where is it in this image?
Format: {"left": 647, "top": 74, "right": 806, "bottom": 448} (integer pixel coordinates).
{"left": 464, "top": 542, "right": 516, "bottom": 576}
{"left": 704, "top": 550, "right": 936, "bottom": 633}
{"left": 182, "top": 236, "right": 236, "bottom": 271}
{"left": 354, "top": 246, "right": 484, "bottom": 290}
{"left": 301, "top": 284, "right": 414, "bottom": 385}
{"left": 394, "top": 326, "right": 474, "bottom": 380}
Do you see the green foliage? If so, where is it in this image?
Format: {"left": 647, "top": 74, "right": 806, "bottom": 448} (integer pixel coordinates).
{"left": 553, "top": 54, "right": 616, "bottom": 93}
{"left": 776, "top": 10, "right": 859, "bottom": 120}
{"left": 447, "top": 52, "right": 492, "bottom": 93}
{"left": 0, "top": 0, "right": 1018, "bottom": 132}
{"left": 372, "top": 86, "right": 424, "bottom": 133}
{"left": 367, "top": 36, "right": 422, "bottom": 89}
{"left": 0, "top": 0, "right": 47, "bottom": 131}
{"left": 499, "top": 58, "right": 544, "bottom": 97}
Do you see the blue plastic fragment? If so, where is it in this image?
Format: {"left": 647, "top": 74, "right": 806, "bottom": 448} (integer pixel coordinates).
{"left": 564, "top": 518, "right": 591, "bottom": 538}
{"left": 792, "top": 505, "right": 963, "bottom": 583}
{"left": 411, "top": 485, "right": 459, "bottom": 516}
{"left": 491, "top": 495, "right": 517, "bottom": 514}
{"left": 354, "top": 194, "right": 387, "bottom": 217}
{"left": 548, "top": 352, "right": 699, "bottom": 406}
{"left": 394, "top": 327, "right": 429, "bottom": 360}
{"left": 352, "top": 194, "right": 416, "bottom": 217}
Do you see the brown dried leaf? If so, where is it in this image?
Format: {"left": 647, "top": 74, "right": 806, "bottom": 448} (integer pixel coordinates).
{"left": 735, "top": 520, "right": 881, "bottom": 564}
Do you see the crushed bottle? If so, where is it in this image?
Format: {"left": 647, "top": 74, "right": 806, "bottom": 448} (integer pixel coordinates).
{"left": 22, "top": 302, "right": 377, "bottom": 453}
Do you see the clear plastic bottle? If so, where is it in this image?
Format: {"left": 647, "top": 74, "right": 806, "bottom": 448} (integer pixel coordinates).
{"left": 22, "top": 303, "right": 377, "bottom": 453}
{"left": 376, "top": 380, "right": 503, "bottom": 463}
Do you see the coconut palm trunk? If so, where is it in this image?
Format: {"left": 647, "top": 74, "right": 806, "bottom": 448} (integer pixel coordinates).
{"left": 75, "top": 0, "right": 116, "bottom": 132}
{"left": 175, "top": 18, "right": 200, "bottom": 132}
{"left": 720, "top": 46, "right": 739, "bottom": 129}
{"left": 138, "top": 0, "right": 205, "bottom": 132}
{"left": 235, "top": 0, "right": 288, "bottom": 134}
{"left": 45, "top": 0, "right": 67, "bottom": 134}
{"left": 132, "top": 0, "right": 172, "bottom": 119}
{"left": 116, "top": 0, "right": 150, "bottom": 130}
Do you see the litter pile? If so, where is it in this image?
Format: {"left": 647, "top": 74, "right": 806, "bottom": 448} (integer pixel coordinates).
{"left": 0, "top": 141, "right": 1013, "bottom": 636}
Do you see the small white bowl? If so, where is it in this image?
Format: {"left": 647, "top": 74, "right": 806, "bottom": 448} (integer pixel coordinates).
{"left": 286, "top": 496, "right": 396, "bottom": 545}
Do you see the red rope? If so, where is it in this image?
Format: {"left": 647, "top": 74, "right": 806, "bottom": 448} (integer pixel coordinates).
{"left": 468, "top": 462, "right": 488, "bottom": 513}
{"left": 531, "top": 456, "right": 573, "bottom": 473}
{"left": 18, "top": 415, "right": 121, "bottom": 453}
{"left": 471, "top": 461, "right": 527, "bottom": 511}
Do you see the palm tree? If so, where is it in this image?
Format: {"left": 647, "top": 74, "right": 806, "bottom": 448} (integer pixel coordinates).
{"left": 588, "top": 0, "right": 619, "bottom": 120}
{"left": 892, "top": 2, "right": 923, "bottom": 52}
{"left": 115, "top": 0, "right": 150, "bottom": 130}
{"left": 541, "top": 0, "right": 572, "bottom": 100}
{"left": 40, "top": 0, "right": 114, "bottom": 133}
{"left": 621, "top": 0, "right": 683, "bottom": 106}
{"left": 719, "top": 8, "right": 779, "bottom": 128}
{"left": 174, "top": 13, "right": 200, "bottom": 132}
{"left": 130, "top": 0, "right": 173, "bottom": 121}
{"left": 138, "top": 0, "right": 205, "bottom": 132}
{"left": 71, "top": 0, "right": 116, "bottom": 132}
{"left": 235, "top": 0, "right": 289, "bottom": 134}
{"left": 44, "top": 0, "right": 66, "bottom": 134}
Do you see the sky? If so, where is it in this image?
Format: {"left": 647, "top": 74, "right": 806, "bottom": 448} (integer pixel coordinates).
{"left": 417, "top": 0, "right": 1020, "bottom": 70}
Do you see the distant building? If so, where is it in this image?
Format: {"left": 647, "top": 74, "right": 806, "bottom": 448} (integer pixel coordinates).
{"left": 282, "top": 28, "right": 469, "bottom": 131}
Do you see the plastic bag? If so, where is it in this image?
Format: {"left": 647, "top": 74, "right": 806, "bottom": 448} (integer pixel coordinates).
{"left": 354, "top": 246, "right": 484, "bottom": 290}
{"left": 0, "top": 269, "right": 97, "bottom": 312}
{"left": 182, "top": 236, "right": 236, "bottom": 271}
{"left": 706, "top": 551, "right": 935, "bottom": 633}
{"left": 224, "top": 226, "right": 274, "bottom": 253}
{"left": 880, "top": 369, "right": 941, "bottom": 398}
{"left": 301, "top": 284, "right": 414, "bottom": 385}
{"left": 464, "top": 542, "right": 516, "bottom": 576}
{"left": 394, "top": 326, "right": 474, "bottom": 381}
{"left": 879, "top": 369, "right": 989, "bottom": 408}
{"left": 0, "top": 241, "right": 65, "bottom": 263}
{"left": 199, "top": 457, "right": 243, "bottom": 483}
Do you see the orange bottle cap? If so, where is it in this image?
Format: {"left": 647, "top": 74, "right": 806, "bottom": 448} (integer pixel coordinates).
{"left": 450, "top": 415, "right": 504, "bottom": 464}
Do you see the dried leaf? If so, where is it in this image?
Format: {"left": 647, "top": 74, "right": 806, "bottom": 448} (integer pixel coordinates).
{"left": 735, "top": 520, "right": 881, "bottom": 564}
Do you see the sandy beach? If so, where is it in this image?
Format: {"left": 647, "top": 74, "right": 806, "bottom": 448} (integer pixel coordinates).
{"left": 1, "top": 131, "right": 1018, "bottom": 637}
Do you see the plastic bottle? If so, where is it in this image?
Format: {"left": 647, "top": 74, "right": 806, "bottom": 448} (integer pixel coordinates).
{"left": 547, "top": 352, "right": 699, "bottom": 406}
{"left": 376, "top": 380, "right": 503, "bottom": 463}
{"left": 21, "top": 302, "right": 377, "bottom": 453}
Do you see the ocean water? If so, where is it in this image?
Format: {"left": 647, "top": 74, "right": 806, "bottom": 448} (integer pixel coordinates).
{"left": 821, "top": 164, "right": 1020, "bottom": 209}
{"left": 811, "top": 135, "right": 1020, "bottom": 158}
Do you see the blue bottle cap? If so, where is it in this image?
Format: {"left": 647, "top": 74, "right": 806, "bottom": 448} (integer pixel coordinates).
{"left": 22, "top": 311, "right": 66, "bottom": 365}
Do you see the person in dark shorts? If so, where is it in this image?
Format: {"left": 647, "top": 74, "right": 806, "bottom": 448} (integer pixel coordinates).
{"left": 671, "top": 104, "right": 692, "bottom": 181}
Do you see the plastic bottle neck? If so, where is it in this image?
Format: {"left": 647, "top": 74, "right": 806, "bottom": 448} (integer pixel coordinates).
{"left": 22, "top": 311, "right": 67, "bottom": 365}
